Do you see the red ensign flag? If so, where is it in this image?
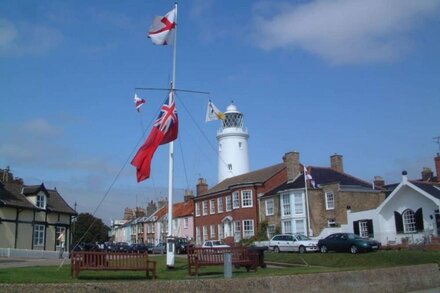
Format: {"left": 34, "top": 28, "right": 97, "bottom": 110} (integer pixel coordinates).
{"left": 131, "top": 91, "right": 178, "bottom": 182}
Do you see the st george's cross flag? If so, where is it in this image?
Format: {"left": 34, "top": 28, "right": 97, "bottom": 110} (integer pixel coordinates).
{"left": 131, "top": 91, "right": 178, "bottom": 182}
{"left": 148, "top": 7, "right": 176, "bottom": 45}
{"left": 304, "top": 166, "right": 316, "bottom": 188}
{"left": 134, "top": 93, "right": 146, "bottom": 112}
{"left": 206, "top": 101, "right": 225, "bottom": 122}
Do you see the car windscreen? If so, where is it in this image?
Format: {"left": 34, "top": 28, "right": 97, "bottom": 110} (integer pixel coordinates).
{"left": 296, "top": 235, "right": 311, "bottom": 241}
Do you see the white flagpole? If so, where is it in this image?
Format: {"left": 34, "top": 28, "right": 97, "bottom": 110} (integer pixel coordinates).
{"left": 167, "top": 2, "right": 178, "bottom": 269}
{"left": 304, "top": 167, "right": 312, "bottom": 237}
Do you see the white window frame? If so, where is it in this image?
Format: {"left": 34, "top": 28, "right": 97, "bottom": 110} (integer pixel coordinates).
{"left": 184, "top": 217, "right": 188, "bottom": 229}
{"left": 210, "top": 224, "right": 216, "bottom": 239}
{"left": 403, "top": 209, "right": 416, "bottom": 233}
{"left": 294, "top": 219, "right": 305, "bottom": 235}
{"left": 210, "top": 199, "right": 216, "bottom": 214}
{"left": 325, "top": 191, "right": 335, "bottom": 210}
{"left": 202, "top": 201, "right": 208, "bottom": 216}
{"left": 202, "top": 225, "right": 208, "bottom": 242}
{"left": 281, "top": 193, "right": 291, "bottom": 216}
{"left": 265, "top": 198, "right": 274, "bottom": 216}
{"left": 217, "top": 197, "right": 224, "bottom": 213}
{"left": 196, "top": 227, "right": 201, "bottom": 245}
{"left": 282, "top": 220, "right": 292, "bottom": 234}
{"left": 234, "top": 220, "right": 241, "bottom": 241}
{"left": 327, "top": 219, "right": 337, "bottom": 227}
{"left": 359, "top": 221, "right": 369, "bottom": 238}
{"left": 36, "top": 194, "right": 46, "bottom": 209}
{"left": 267, "top": 224, "right": 276, "bottom": 239}
{"left": 232, "top": 192, "right": 240, "bottom": 209}
{"left": 241, "top": 190, "right": 253, "bottom": 208}
{"left": 218, "top": 223, "right": 224, "bottom": 239}
{"left": 226, "top": 195, "right": 232, "bottom": 211}
{"left": 33, "top": 224, "right": 45, "bottom": 246}
{"left": 195, "top": 202, "right": 201, "bottom": 217}
{"left": 243, "top": 219, "right": 254, "bottom": 239}
{"left": 294, "top": 193, "right": 304, "bottom": 215}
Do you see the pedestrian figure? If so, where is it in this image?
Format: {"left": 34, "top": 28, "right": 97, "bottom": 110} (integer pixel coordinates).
{"left": 57, "top": 231, "right": 65, "bottom": 259}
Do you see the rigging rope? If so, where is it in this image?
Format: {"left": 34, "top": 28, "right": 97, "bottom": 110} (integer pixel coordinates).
{"left": 177, "top": 95, "right": 236, "bottom": 178}
{"left": 71, "top": 96, "right": 166, "bottom": 250}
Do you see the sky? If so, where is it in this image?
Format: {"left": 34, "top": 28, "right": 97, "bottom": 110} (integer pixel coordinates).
{"left": 1, "top": 0, "right": 440, "bottom": 223}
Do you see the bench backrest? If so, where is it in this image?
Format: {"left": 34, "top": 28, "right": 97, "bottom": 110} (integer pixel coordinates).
{"left": 71, "top": 251, "right": 149, "bottom": 269}
{"left": 188, "top": 247, "right": 250, "bottom": 263}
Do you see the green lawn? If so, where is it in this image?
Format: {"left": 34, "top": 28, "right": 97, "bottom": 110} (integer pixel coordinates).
{"left": 0, "top": 250, "right": 439, "bottom": 284}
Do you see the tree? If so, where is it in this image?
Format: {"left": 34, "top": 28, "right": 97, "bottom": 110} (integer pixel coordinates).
{"left": 72, "top": 213, "right": 109, "bottom": 244}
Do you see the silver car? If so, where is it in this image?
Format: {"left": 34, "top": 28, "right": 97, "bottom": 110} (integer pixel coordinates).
{"left": 269, "top": 234, "right": 318, "bottom": 253}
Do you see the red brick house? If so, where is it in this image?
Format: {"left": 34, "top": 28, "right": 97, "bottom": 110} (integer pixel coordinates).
{"left": 193, "top": 159, "right": 288, "bottom": 246}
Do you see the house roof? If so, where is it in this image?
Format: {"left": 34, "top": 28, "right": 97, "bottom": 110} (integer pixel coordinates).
{"left": 308, "top": 166, "right": 372, "bottom": 189}
{"left": 200, "top": 163, "right": 285, "bottom": 196}
{"left": 0, "top": 182, "right": 35, "bottom": 209}
{"left": 22, "top": 184, "right": 49, "bottom": 196}
{"left": 377, "top": 178, "right": 440, "bottom": 213}
{"left": 410, "top": 181, "right": 440, "bottom": 200}
{"left": 153, "top": 200, "right": 194, "bottom": 221}
{"left": 173, "top": 200, "right": 194, "bottom": 218}
{"left": 262, "top": 166, "right": 374, "bottom": 198}
{"left": 0, "top": 182, "right": 76, "bottom": 215}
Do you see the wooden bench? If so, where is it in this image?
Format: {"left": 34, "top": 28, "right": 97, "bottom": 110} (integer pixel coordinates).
{"left": 187, "top": 247, "right": 257, "bottom": 276}
{"left": 71, "top": 251, "right": 157, "bottom": 279}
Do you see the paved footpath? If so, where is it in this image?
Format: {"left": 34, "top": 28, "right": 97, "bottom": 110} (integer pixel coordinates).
{"left": 0, "top": 257, "right": 70, "bottom": 269}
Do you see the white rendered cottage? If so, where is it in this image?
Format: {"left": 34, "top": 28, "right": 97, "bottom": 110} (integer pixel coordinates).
{"left": 346, "top": 171, "right": 440, "bottom": 245}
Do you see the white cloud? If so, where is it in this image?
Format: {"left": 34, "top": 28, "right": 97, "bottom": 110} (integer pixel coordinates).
{"left": 0, "top": 18, "right": 63, "bottom": 56}
{"left": 21, "top": 118, "right": 63, "bottom": 137}
{"left": 252, "top": 0, "right": 440, "bottom": 64}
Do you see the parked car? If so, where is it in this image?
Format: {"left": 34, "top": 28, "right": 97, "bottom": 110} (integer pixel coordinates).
{"left": 202, "top": 240, "right": 230, "bottom": 248}
{"left": 131, "top": 243, "right": 151, "bottom": 253}
{"left": 317, "top": 233, "right": 381, "bottom": 254}
{"left": 113, "top": 242, "right": 131, "bottom": 253}
{"left": 175, "top": 237, "right": 193, "bottom": 254}
{"left": 269, "top": 234, "right": 319, "bottom": 253}
{"left": 151, "top": 242, "right": 167, "bottom": 254}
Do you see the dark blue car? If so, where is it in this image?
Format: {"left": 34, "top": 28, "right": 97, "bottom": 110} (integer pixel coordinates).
{"left": 318, "top": 233, "right": 381, "bottom": 254}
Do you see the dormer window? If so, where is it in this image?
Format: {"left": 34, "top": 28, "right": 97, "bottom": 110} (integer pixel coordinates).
{"left": 36, "top": 194, "right": 46, "bottom": 209}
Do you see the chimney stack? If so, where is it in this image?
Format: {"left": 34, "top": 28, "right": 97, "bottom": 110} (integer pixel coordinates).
{"left": 283, "top": 151, "right": 301, "bottom": 182}
{"left": 184, "top": 189, "right": 194, "bottom": 202}
{"left": 421, "top": 167, "right": 434, "bottom": 182}
{"left": 196, "top": 178, "right": 208, "bottom": 196}
{"left": 373, "top": 176, "right": 385, "bottom": 190}
{"left": 330, "top": 154, "right": 344, "bottom": 173}
{"left": 435, "top": 153, "right": 440, "bottom": 183}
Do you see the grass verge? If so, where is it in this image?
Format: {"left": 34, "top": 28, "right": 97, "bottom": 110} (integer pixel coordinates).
{"left": 0, "top": 250, "right": 439, "bottom": 283}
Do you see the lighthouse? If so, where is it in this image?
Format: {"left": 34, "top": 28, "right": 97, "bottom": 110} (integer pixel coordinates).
{"left": 217, "top": 102, "right": 250, "bottom": 182}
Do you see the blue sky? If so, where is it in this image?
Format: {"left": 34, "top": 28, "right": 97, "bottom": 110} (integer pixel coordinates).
{"left": 1, "top": 0, "right": 440, "bottom": 223}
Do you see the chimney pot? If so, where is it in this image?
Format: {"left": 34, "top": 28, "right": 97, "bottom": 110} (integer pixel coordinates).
{"left": 435, "top": 154, "right": 440, "bottom": 183}
{"left": 196, "top": 178, "right": 208, "bottom": 196}
{"left": 421, "top": 167, "right": 433, "bottom": 181}
{"left": 373, "top": 176, "right": 385, "bottom": 190}
{"left": 283, "top": 151, "right": 300, "bottom": 182}
{"left": 330, "top": 154, "right": 344, "bottom": 173}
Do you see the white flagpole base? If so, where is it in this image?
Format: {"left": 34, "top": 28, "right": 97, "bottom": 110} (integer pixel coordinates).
{"left": 166, "top": 238, "right": 175, "bottom": 269}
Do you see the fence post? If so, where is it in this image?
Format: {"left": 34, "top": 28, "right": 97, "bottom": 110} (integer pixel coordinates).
{"left": 224, "top": 251, "right": 232, "bottom": 279}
